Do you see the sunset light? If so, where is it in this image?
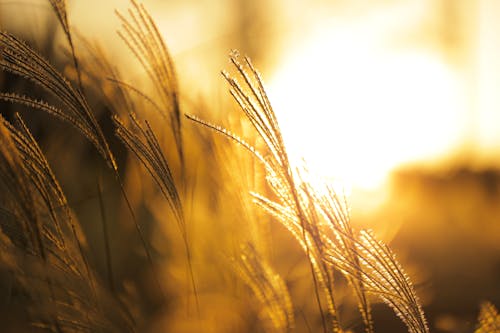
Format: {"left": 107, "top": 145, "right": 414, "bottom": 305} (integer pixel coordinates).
{"left": 268, "top": 18, "right": 466, "bottom": 191}
{"left": 0, "top": 1, "right": 498, "bottom": 333}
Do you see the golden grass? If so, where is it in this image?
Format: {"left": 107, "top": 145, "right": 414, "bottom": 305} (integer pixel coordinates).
{"left": 0, "top": 1, "right": 497, "bottom": 332}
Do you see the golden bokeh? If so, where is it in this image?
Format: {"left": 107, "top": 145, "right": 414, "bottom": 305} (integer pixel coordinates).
{"left": 0, "top": 1, "right": 499, "bottom": 332}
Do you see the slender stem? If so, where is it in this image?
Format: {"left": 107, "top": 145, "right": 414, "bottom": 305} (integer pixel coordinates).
{"left": 97, "top": 178, "right": 115, "bottom": 294}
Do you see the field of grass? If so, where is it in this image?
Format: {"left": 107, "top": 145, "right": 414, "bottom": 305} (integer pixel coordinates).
{"left": 0, "top": 1, "right": 498, "bottom": 332}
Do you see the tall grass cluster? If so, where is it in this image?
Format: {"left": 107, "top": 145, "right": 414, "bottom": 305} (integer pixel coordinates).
{"left": 0, "top": 1, "right": 498, "bottom": 332}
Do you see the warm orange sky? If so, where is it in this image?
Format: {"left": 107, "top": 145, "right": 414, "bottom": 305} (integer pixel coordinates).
{"left": 3, "top": 0, "right": 500, "bottom": 189}
{"left": 267, "top": 1, "right": 500, "bottom": 190}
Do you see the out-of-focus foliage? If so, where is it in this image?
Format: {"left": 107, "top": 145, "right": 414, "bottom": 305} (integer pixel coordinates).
{"left": 475, "top": 302, "right": 500, "bottom": 333}
{"left": 0, "top": 1, "right": 498, "bottom": 333}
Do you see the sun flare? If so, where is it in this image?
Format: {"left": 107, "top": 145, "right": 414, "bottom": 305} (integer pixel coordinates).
{"left": 268, "top": 21, "right": 466, "bottom": 192}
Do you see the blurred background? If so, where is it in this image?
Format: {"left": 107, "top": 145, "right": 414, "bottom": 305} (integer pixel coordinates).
{"left": 0, "top": 0, "right": 499, "bottom": 332}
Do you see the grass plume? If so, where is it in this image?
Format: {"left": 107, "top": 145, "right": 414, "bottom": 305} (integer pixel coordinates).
{"left": 0, "top": 31, "right": 116, "bottom": 170}
{"left": 113, "top": 110, "right": 199, "bottom": 313}
{"left": 0, "top": 113, "right": 135, "bottom": 332}
{"left": 234, "top": 244, "right": 294, "bottom": 333}
{"left": 0, "top": 2, "right": 497, "bottom": 332}
{"left": 47, "top": 0, "right": 83, "bottom": 91}
{"left": 188, "top": 51, "right": 431, "bottom": 333}
{"left": 116, "top": 0, "right": 183, "bottom": 167}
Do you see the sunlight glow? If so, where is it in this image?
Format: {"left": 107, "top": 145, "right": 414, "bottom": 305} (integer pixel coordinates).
{"left": 268, "top": 20, "right": 466, "bottom": 192}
